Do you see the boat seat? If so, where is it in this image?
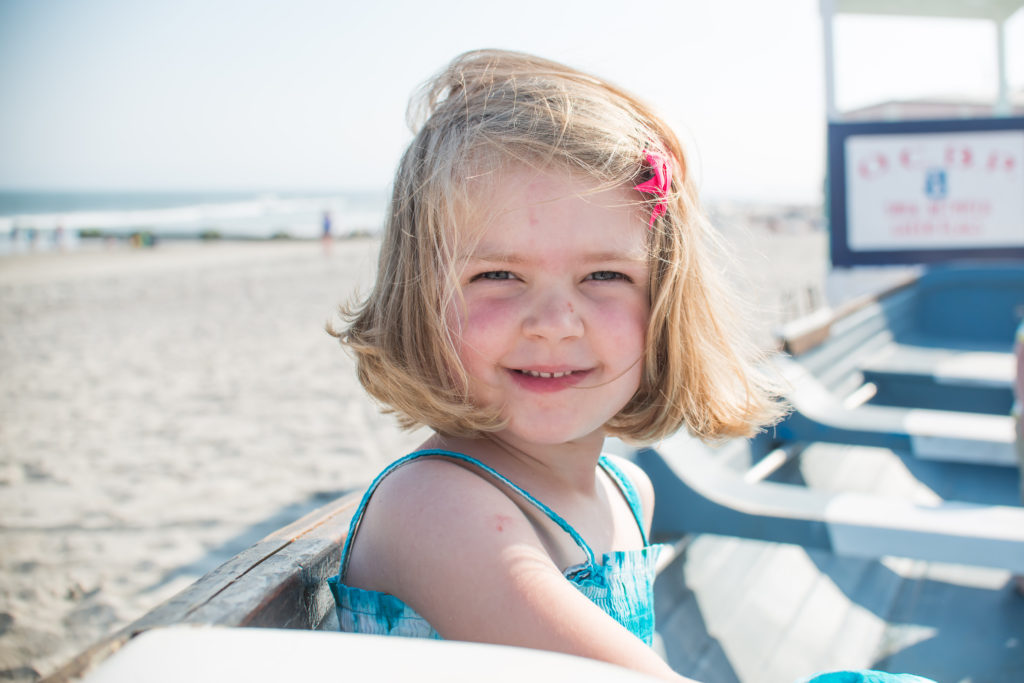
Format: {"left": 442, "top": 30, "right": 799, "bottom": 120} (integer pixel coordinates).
{"left": 629, "top": 432, "right": 1024, "bottom": 573}
{"left": 773, "top": 356, "right": 1017, "bottom": 467}
{"left": 858, "top": 343, "right": 1014, "bottom": 414}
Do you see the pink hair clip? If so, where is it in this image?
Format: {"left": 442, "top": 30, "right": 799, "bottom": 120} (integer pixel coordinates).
{"left": 634, "top": 149, "right": 672, "bottom": 227}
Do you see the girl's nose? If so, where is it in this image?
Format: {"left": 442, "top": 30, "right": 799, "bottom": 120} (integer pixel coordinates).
{"left": 522, "top": 290, "right": 584, "bottom": 341}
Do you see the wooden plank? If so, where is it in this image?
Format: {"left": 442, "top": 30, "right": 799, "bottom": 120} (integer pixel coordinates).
{"left": 860, "top": 343, "right": 1014, "bottom": 414}
{"left": 873, "top": 560, "right": 1024, "bottom": 681}
{"left": 635, "top": 433, "right": 1024, "bottom": 572}
{"left": 651, "top": 436, "right": 1024, "bottom": 682}
{"left": 43, "top": 491, "right": 362, "bottom": 682}
{"left": 862, "top": 345, "right": 1013, "bottom": 387}
{"left": 776, "top": 271, "right": 920, "bottom": 356}
{"left": 774, "top": 356, "right": 1016, "bottom": 465}
{"left": 79, "top": 625, "right": 665, "bottom": 683}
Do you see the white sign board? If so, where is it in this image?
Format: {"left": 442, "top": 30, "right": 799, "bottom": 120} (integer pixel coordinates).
{"left": 844, "top": 130, "right": 1024, "bottom": 251}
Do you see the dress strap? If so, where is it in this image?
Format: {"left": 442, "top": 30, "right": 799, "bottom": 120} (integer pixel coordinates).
{"left": 338, "top": 449, "right": 597, "bottom": 580}
{"left": 597, "top": 455, "right": 650, "bottom": 546}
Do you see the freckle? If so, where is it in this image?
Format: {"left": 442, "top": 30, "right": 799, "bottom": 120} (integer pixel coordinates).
{"left": 494, "top": 514, "right": 513, "bottom": 532}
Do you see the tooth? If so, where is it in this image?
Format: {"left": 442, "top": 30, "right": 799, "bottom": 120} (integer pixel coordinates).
{"left": 521, "top": 370, "right": 575, "bottom": 378}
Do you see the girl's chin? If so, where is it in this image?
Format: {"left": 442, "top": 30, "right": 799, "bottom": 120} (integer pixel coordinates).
{"left": 495, "top": 421, "right": 608, "bottom": 449}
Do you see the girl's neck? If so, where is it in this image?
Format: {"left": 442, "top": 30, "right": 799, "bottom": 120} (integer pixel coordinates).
{"left": 420, "top": 430, "right": 605, "bottom": 495}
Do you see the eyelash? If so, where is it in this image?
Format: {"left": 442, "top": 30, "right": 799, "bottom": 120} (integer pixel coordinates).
{"left": 470, "top": 270, "right": 631, "bottom": 283}
{"left": 586, "top": 271, "right": 629, "bottom": 282}
{"left": 471, "top": 271, "right": 516, "bottom": 281}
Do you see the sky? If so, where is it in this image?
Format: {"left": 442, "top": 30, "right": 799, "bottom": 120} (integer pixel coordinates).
{"left": 0, "top": 0, "right": 1021, "bottom": 203}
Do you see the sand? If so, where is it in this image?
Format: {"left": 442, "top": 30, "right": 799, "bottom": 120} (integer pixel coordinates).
{"left": 0, "top": 228, "right": 829, "bottom": 681}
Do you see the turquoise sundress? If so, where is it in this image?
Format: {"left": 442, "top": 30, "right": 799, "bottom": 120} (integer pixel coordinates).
{"left": 327, "top": 449, "right": 666, "bottom": 645}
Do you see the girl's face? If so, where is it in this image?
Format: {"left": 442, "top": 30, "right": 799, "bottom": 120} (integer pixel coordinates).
{"left": 453, "top": 165, "right": 650, "bottom": 448}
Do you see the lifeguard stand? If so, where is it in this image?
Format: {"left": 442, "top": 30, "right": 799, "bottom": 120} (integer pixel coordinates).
{"left": 630, "top": 8, "right": 1024, "bottom": 679}
{"left": 819, "top": 0, "right": 1024, "bottom": 266}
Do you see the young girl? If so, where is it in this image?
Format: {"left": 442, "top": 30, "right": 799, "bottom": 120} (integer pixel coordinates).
{"left": 325, "top": 49, "right": 780, "bottom": 681}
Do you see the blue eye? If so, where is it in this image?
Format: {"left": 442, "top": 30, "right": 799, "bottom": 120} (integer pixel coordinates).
{"left": 472, "top": 270, "right": 516, "bottom": 281}
{"left": 586, "top": 271, "right": 629, "bottom": 282}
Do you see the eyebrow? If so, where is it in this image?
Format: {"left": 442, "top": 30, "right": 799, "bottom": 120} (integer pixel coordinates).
{"left": 465, "top": 250, "right": 648, "bottom": 264}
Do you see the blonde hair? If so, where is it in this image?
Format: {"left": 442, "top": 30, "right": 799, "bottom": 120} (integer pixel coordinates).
{"left": 331, "top": 49, "right": 784, "bottom": 443}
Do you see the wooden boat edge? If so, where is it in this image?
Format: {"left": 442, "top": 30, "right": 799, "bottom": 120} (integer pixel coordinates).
{"left": 42, "top": 491, "right": 362, "bottom": 682}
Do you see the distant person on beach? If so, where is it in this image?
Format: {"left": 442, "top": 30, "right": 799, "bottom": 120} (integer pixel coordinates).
{"left": 326, "top": 50, "right": 933, "bottom": 683}
{"left": 321, "top": 210, "right": 332, "bottom": 253}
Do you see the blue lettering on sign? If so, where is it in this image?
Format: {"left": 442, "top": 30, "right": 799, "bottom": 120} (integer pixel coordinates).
{"left": 924, "top": 168, "right": 947, "bottom": 200}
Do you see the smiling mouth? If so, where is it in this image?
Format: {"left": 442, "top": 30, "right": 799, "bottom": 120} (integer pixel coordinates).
{"left": 513, "top": 369, "right": 584, "bottom": 379}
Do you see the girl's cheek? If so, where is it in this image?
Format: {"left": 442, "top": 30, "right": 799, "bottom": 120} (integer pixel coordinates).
{"left": 464, "top": 297, "right": 516, "bottom": 337}
{"left": 445, "top": 291, "right": 507, "bottom": 331}
{"left": 598, "top": 293, "right": 649, "bottom": 324}
{"left": 599, "top": 299, "right": 649, "bottom": 349}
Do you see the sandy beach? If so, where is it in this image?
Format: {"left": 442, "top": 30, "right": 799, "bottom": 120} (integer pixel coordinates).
{"left": 0, "top": 228, "right": 828, "bottom": 681}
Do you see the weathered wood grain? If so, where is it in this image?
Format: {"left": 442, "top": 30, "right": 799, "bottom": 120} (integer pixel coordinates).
{"left": 43, "top": 491, "right": 361, "bottom": 682}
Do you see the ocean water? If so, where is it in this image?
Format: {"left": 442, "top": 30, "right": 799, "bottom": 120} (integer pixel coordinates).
{"left": 0, "top": 189, "right": 388, "bottom": 253}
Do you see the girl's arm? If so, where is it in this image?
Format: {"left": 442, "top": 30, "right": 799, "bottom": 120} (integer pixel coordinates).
{"left": 347, "top": 458, "right": 694, "bottom": 682}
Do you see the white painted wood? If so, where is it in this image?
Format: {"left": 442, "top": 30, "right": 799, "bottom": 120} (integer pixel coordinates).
{"left": 825, "top": 493, "right": 1024, "bottom": 571}
{"left": 931, "top": 352, "right": 1012, "bottom": 387}
{"left": 776, "top": 356, "right": 1016, "bottom": 466}
{"left": 819, "top": 0, "right": 840, "bottom": 122}
{"left": 648, "top": 432, "right": 1024, "bottom": 572}
{"left": 82, "top": 626, "right": 663, "bottom": 683}
{"left": 835, "top": 0, "right": 1022, "bottom": 21}
{"left": 904, "top": 410, "right": 1015, "bottom": 465}
{"left": 864, "top": 345, "right": 1013, "bottom": 388}
{"left": 996, "top": 16, "right": 1011, "bottom": 116}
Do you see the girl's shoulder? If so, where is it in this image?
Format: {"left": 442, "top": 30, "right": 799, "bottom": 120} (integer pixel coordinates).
{"left": 369, "top": 451, "right": 534, "bottom": 505}
{"left": 355, "top": 452, "right": 548, "bottom": 557}
{"left": 346, "top": 451, "right": 568, "bottom": 613}
{"left": 365, "top": 453, "right": 522, "bottom": 527}
{"left": 601, "top": 453, "right": 655, "bottom": 532}
{"left": 375, "top": 452, "right": 655, "bottom": 524}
